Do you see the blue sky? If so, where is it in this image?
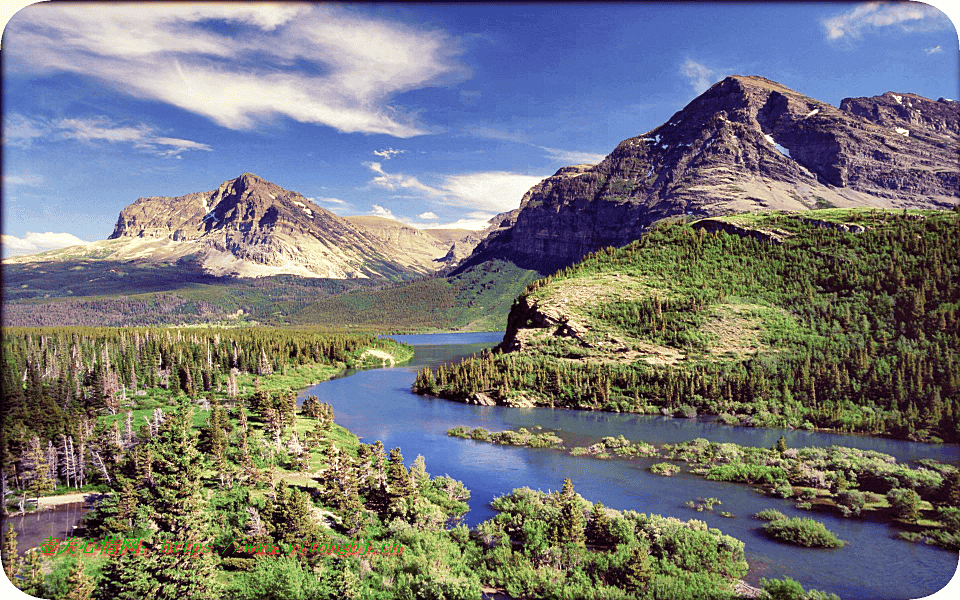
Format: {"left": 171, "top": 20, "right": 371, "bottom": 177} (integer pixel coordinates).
{"left": 2, "top": 1, "right": 958, "bottom": 256}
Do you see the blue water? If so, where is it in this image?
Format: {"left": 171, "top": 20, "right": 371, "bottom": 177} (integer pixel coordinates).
{"left": 302, "top": 332, "right": 959, "bottom": 600}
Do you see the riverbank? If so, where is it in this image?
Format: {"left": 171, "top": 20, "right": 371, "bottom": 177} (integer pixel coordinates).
{"left": 34, "top": 492, "right": 108, "bottom": 511}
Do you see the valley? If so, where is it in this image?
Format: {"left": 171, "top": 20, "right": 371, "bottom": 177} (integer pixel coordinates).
{"left": 3, "top": 72, "right": 959, "bottom": 600}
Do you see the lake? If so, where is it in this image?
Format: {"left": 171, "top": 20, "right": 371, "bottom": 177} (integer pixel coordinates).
{"left": 301, "top": 332, "right": 958, "bottom": 600}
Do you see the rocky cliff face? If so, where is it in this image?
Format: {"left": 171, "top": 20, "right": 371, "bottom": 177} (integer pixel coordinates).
{"left": 101, "top": 173, "right": 449, "bottom": 278}
{"left": 459, "top": 76, "right": 959, "bottom": 273}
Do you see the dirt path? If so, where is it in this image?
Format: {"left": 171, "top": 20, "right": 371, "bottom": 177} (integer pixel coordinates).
{"left": 34, "top": 492, "right": 108, "bottom": 510}
{"left": 360, "top": 349, "right": 396, "bottom": 365}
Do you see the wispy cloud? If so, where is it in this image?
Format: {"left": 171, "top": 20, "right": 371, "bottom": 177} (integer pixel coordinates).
{"left": 366, "top": 162, "right": 447, "bottom": 198}
{"left": 373, "top": 148, "right": 406, "bottom": 160}
{"left": 822, "top": 2, "right": 951, "bottom": 41}
{"left": 426, "top": 217, "right": 494, "bottom": 231}
{"left": 3, "top": 113, "right": 211, "bottom": 157}
{"left": 365, "top": 162, "right": 546, "bottom": 214}
{"left": 441, "top": 172, "right": 546, "bottom": 213}
{"left": 925, "top": 44, "right": 944, "bottom": 55}
{"left": 539, "top": 147, "right": 606, "bottom": 165}
{"left": 459, "top": 89, "right": 481, "bottom": 105}
{"left": 3, "top": 172, "right": 46, "bottom": 187}
{"left": 7, "top": 4, "right": 467, "bottom": 137}
{"left": 2, "top": 232, "right": 89, "bottom": 257}
{"left": 418, "top": 211, "right": 439, "bottom": 220}
{"left": 681, "top": 58, "right": 718, "bottom": 95}
{"left": 468, "top": 126, "right": 605, "bottom": 165}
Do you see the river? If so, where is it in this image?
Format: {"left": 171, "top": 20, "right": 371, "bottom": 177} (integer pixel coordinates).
{"left": 7, "top": 332, "right": 956, "bottom": 598}
{"left": 301, "top": 332, "right": 958, "bottom": 600}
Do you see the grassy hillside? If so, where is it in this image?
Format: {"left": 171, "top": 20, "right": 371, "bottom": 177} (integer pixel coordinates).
{"left": 286, "top": 259, "right": 538, "bottom": 332}
{"left": 415, "top": 208, "right": 960, "bottom": 442}
{"left": 2, "top": 257, "right": 537, "bottom": 332}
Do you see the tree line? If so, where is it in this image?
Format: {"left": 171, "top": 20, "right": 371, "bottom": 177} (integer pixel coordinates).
{"left": 415, "top": 210, "right": 960, "bottom": 442}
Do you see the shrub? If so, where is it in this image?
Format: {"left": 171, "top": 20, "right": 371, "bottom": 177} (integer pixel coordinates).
{"left": 650, "top": 462, "right": 680, "bottom": 476}
{"left": 835, "top": 490, "right": 865, "bottom": 517}
{"left": 759, "top": 576, "right": 841, "bottom": 600}
{"left": 887, "top": 488, "right": 922, "bottom": 523}
{"left": 755, "top": 509, "right": 788, "bottom": 522}
{"left": 762, "top": 517, "right": 845, "bottom": 548}
{"left": 469, "top": 427, "right": 490, "bottom": 441}
{"left": 772, "top": 481, "right": 794, "bottom": 498}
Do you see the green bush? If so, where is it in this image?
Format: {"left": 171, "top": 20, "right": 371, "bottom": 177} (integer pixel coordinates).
{"left": 755, "top": 509, "right": 788, "bottom": 522}
{"left": 650, "top": 462, "right": 680, "bottom": 476}
{"left": 836, "top": 490, "right": 865, "bottom": 517}
{"left": 762, "top": 517, "right": 845, "bottom": 548}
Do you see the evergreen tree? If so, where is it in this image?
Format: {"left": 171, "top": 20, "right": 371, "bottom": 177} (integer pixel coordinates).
{"left": 98, "top": 398, "right": 219, "bottom": 599}
{"left": 19, "top": 548, "right": 46, "bottom": 597}
{"left": 621, "top": 543, "right": 653, "bottom": 594}
{"left": 2, "top": 522, "right": 21, "bottom": 582}
{"left": 555, "top": 478, "right": 585, "bottom": 545}
{"left": 64, "top": 559, "right": 95, "bottom": 600}
{"left": 268, "top": 481, "right": 320, "bottom": 548}
{"left": 586, "top": 501, "right": 613, "bottom": 548}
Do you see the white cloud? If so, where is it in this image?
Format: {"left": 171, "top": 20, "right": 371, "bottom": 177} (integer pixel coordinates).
{"left": 925, "top": 45, "right": 944, "bottom": 54}
{"left": 366, "top": 162, "right": 447, "bottom": 198}
{"left": 6, "top": 4, "right": 467, "bottom": 137}
{"left": 681, "top": 58, "right": 718, "bottom": 95}
{"left": 373, "top": 148, "right": 405, "bottom": 159}
{"left": 370, "top": 205, "right": 395, "bottom": 218}
{"left": 2, "top": 231, "right": 89, "bottom": 256}
{"left": 3, "top": 173, "right": 45, "bottom": 187}
{"left": 823, "top": 2, "right": 950, "bottom": 40}
{"left": 311, "top": 196, "right": 345, "bottom": 205}
{"left": 468, "top": 126, "right": 605, "bottom": 165}
{"left": 3, "top": 113, "right": 48, "bottom": 148}
{"left": 426, "top": 217, "right": 493, "bottom": 231}
{"left": 441, "top": 172, "right": 546, "bottom": 213}
{"left": 366, "top": 162, "right": 547, "bottom": 214}
{"left": 539, "top": 146, "right": 606, "bottom": 165}
{"left": 3, "top": 114, "right": 211, "bottom": 157}
{"left": 418, "top": 211, "right": 439, "bottom": 220}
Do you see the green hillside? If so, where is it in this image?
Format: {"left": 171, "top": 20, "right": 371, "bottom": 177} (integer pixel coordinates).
{"left": 286, "top": 259, "right": 538, "bottom": 332}
{"left": 2, "top": 258, "right": 537, "bottom": 332}
{"left": 415, "top": 208, "right": 960, "bottom": 442}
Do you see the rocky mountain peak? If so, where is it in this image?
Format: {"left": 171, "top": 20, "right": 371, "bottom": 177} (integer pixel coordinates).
{"left": 99, "top": 174, "right": 465, "bottom": 279}
{"left": 456, "top": 75, "right": 959, "bottom": 274}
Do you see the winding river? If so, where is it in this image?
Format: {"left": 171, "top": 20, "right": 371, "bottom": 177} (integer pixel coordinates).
{"left": 7, "top": 332, "right": 956, "bottom": 599}
{"left": 302, "top": 332, "right": 958, "bottom": 600}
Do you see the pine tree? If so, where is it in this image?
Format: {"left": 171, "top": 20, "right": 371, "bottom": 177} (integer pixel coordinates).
{"left": 97, "top": 398, "right": 220, "bottom": 599}
{"left": 19, "top": 548, "right": 45, "bottom": 597}
{"left": 586, "top": 501, "right": 612, "bottom": 548}
{"left": 555, "top": 478, "right": 585, "bottom": 545}
{"left": 387, "top": 448, "right": 414, "bottom": 505}
{"left": 64, "top": 559, "right": 95, "bottom": 600}
{"left": 2, "top": 522, "right": 21, "bottom": 582}
{"left": 621, "top": 543, "right": 653, "bottom": 594}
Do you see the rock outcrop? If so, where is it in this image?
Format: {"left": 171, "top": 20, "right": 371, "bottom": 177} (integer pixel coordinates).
{"left": 457, "top": 76, "right": 959, "bottom": 273}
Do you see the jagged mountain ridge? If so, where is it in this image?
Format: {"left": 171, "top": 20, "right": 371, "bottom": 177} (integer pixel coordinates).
{"left": 10, "top": 173, "right": 476, "bottom": 279}
{"left": 458, "top": 76, "right": 959, "bottom": 274}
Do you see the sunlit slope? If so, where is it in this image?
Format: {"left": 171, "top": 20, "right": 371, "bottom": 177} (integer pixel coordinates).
{"left": 415, "top": 208, "right": 960, "bottom": 442}
{"left": 287, "top": 259, "right": 539, "bottom": 332}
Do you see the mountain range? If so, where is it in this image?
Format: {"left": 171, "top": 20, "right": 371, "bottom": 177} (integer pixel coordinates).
{"left": 6, "top": 172, "right": 485, "bottom": 279}
{"left": 3, "top": 75, "right": 958, "bottom": 326}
